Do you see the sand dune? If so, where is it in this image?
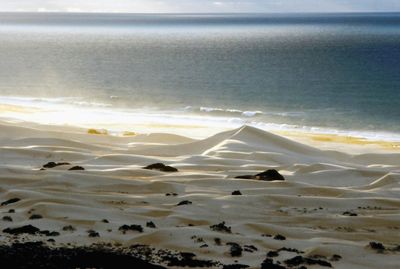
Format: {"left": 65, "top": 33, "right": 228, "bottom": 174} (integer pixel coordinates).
{"left": 0, "top": 121, "right": 399, "bottom": 268}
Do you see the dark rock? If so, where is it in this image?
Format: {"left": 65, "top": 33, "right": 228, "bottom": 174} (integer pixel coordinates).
{"left": 262, "top": 234, "right": 272, "bottom": 237}
{"left": 343, "top": 211, "right": 357, "bottom": 216}
{"left": 143, "top": 163, "right": 178, "bottom": 172}
{"left": 119, "top": 224, "right": 144, "bottom": 233}
{"left": 47, "top": 238, "right": 55, "bottom": 243}
{"left": 223, "top": 264, "right": 250, "bottom": 269}
{"left": 244, "top": 245, "right": 258, "bottom": 252}
{"left": 261, "top": 258, "right": 287, "bottom": 269}
{"left": 43, "top": 162, "right": 70, "bottom": 169}
{"left": 146, "top": 221, "right": 156, "bottom": 228}
{"left": 177, "top": 200, "right": 192, "bottom": 206}
{"left": 255, "top": 169, "right": 285, "bottom": 181}
{"left": 162, "top": 251, "right": 215, "bottom": 267}
{"left": 3, "top": 225, "right": 40, "bottom": 235}
{"left": 2, "top": 216, "right": 13, "bottom": 222}
{"left": 102, "top": 219, "right": 109, "bottom": 223}
{"left": 57, "top": 162, "right": 71, "bottom": 166}
{"left": 43, "top": 162, "right": 57, "bottom": 168}
{"left": 8, "top": 209, "right": 15, "bottom": 213}
{"left": 231, "top": 190, "right": 242, "bottom": 195}
{"left": 330, "top": 254, "right": 342, "bottom": 261}
{"left": 235, "top": 169, "right": 285, "bottom": 181}
{"left": 278, "top": 247, "right": 303, "bottom": 254}
{"left": 227, "top": 242, "right": 242, "bottom": 257}
{"left": 69, "top": 166, "right": 85, "bottom": 171}
{"left": 267, "top": 250, "right": 279, "bottom": 257}
{"left": 210, "top": 222, "right": 232, "bottom": 233}
{"left": 62, "top": 225, "right": 76, "bottom": 232}
{"left": 369, "top": 242, "right": 385, "bottom": 251}
{"left": 214, "top": 238, "right": 222, "bottom": 245}
{"left": 165, "top": 192, "right": 178, "bottom": 196}
{"left": 284, "top": 256, "right": 332, "bottom": 267}
{"left": 1, "top": 198, "right": 21, "bottom": 206}
{"left": 273, "top": 234, "right": 286, "bottom": 240}
{"left": 29, "top": 214, "right": 43, "bottom": 220}
{"left": 160, "top": 166, "right": 178, "bottom": 172}
{"left": 234, "top": 175, "right": 255, "bottom": 179}
{"left": 40, "top": 231, "right": 60, "bottom": 237}
{"left": 284, "top": 256, "right": 304, "bottom": 266}
{"left": 88, "top": 230, "right": 100, "bottom": 238}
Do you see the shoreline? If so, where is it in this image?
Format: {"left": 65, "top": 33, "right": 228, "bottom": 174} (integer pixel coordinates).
{"left": 1, "top": 97, "right": 400, "bottom": 147}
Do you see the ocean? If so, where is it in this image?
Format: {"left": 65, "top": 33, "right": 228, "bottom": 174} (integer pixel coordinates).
{"left": 0, "top": 12, "right": 399, "bottom": 139}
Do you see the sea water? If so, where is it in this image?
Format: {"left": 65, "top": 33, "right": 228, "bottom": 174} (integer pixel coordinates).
{"left": 0, "top": 13, "right": 399, "bottom": 139}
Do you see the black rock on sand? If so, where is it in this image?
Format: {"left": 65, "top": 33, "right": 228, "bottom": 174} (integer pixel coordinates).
{"left": 1, "top": 198, "right": 21, "bottom": 206}
{"left": 235, "top": 169, "right": 285, "bottom": 181}
{"left": 42, "top": 162, "right": 71, "bottom": 169}
{"left": 144, "top": 163, "right": 178, "bottom": 172}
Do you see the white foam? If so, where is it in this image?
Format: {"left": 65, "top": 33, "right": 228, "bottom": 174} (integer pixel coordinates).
{"left": 1, "top": 95, "right": 400, "bottom": 142}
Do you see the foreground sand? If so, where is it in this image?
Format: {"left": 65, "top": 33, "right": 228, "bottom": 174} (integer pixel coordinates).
{"left": 0, "top": 121, "right": 399, "bottom": 268}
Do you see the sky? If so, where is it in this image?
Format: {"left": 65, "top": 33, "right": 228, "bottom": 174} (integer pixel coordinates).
{"left": 1, "top": 0, "right": 400, "bottom": 13}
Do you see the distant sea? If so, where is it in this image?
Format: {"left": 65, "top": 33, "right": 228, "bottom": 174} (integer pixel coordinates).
{"left": 0, "top": 12, "right": 399, "bottom": 139}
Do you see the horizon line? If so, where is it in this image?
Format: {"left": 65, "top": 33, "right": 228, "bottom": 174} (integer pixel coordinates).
{"left": 1, "top": 11, "right": 400, "bottom": 15}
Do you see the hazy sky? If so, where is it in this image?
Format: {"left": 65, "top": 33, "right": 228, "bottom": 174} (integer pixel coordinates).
{"left": 1, "top": 0, "right": 400, "bottom": 13}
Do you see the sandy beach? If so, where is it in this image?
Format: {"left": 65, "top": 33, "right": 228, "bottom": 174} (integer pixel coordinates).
{"left": 0, "top": 119, "right": 399, "bottom": 268}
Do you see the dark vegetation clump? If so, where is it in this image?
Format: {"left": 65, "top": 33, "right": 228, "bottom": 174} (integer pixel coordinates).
{"left": 146, "top": 221, "right": 157, "bottom": 228}
{"left": 284, "top": 255, "right": 332, "bottom": 267}
{"left": 369, "top": 242, "right": 385, "bottom": 251}
{"left": 119, "top": 224, "right": 144, "bottom": 233}
{"left": 62, "top": 225, "right": 76, "bottom": 232}
{"left": 0, "top": 242, "right": 167, "bottom": 269}
{"left": 88, "top": 230, "right": 100, "bottom": 238}
{"left": 210, "top": 222, "right": 232, "bottom": 233}
{"left": 3, "top": 225, "right": 59, "bottom": 236}
{"left": 2, "top": 216, "right": 13, "bottom": 222}
{"left": 29, "top": 214, "right": 43, "bottom": 220}
{"left": 273, "top": 234, "right": 286, "bottom": 240}
{"left": 227, "top": 242, "right": 242, "bottom": 257}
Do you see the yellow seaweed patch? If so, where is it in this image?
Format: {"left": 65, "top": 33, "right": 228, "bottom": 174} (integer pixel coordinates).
{"left": 278, "top": 130, "right": 400, "bottom": 150}
{"left": 310, "top": 134, "right": 400, "bottom": 149}
{"left": 88, "top": 128, "right": 108, "bottom": 135}
{"left": 0, "top": 104, "right": 40, "bottom": 113}
{"left": 122, "top": 131, "right": 136, "bottom": 136}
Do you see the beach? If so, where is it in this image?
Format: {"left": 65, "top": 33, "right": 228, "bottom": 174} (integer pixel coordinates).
{"left": 0, "top": 12, "right": 400, "bottom": 268}
{"left": 0, "top": 119, "right": 399, "bottom": 268}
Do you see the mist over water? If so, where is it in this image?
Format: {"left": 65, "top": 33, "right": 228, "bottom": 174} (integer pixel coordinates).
{"left": 0, "top": 13, "right": 400, "bottom": 139}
